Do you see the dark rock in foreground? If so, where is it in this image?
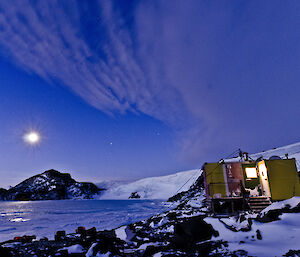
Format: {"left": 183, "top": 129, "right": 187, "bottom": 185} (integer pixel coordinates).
{"left": 1, "top": 169, "right": 104, "bottom": 201}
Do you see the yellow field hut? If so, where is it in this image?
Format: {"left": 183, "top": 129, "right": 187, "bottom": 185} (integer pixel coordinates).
{"left": 203, "top": 156, "right": 300, "bottom": 213}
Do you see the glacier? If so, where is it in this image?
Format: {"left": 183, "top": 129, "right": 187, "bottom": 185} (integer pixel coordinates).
{"left": 98, "top": 169, "right": 201, "bottom": 200}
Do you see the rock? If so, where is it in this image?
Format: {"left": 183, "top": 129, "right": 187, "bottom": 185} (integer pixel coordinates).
{"left": 129, "top": 192, "right": 141, "bottom": 199}
{"left": 0, "top": 188, "right": 8, "bottom": 200}
{"left": 168, "top": 173, "right": 204, "bottom": 203}
{"left": 257, "top": 209, "right": 283, "bottom": 223}
{"left": 284, "top": 249, "right": 300, "bottom": 256}
{"left": 257, "top": 201, "right": 300, "bottom": 223}
{"left": 171, "top": 216, "right": 218, "bottom": 249}
{"left": 85, "top": 230, "right": 124, "bottom": 256}
{"left": 0, "top": 246, "right": 13, "bottom": 257}
{"left": 220, "top": 214, "right": 252, "bottom": 232}
{"left": 55, "top": 231, "right": 66, "bottom": 241}
{"left": 256, "top": 229, "right": 262, "bottom": 240}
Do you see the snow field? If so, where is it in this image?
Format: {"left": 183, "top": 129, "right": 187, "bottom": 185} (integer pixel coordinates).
{"left": 99, "top": 169, "right": 201, "bottom": 200}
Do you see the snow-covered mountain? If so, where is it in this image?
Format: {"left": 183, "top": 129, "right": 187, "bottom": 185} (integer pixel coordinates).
{"left": 99, "top": 169, "right": 202, "bottom": 200}
{"left": 227, "top": 141, "right": 300, "bottom": 170}
{"left": 0, "top": 169, "right": 104, "bottom": 201}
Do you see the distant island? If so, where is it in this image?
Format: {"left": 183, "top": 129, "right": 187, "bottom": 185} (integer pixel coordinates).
{"left": 0, "top": 169, "right": 104, "bottom": 201}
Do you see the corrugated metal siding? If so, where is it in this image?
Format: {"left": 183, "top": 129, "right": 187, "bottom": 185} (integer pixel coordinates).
{"left": 266, "top": 159, "right": 300, "bottom": 200}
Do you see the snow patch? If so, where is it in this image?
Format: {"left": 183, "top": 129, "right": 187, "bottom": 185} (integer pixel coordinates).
{"left": 60, "top": 244, "right": 85, "bottom": 254}
{"left": 205, "top": 212, "right": 300, "bottom": 257}
{"left": 115, "top": 226, "right": 127, "bottom": 241}
{"left": 85, "top": 243, "right": 97, "bottom": 257}
{"left": 137, "top": 242, "right": 160, "bottom": 250}
{"left": 261, "top": 196, "right": 300, "bottom": 214}
{"left": 9, "top": 218, "right": 30, "bottom": 222}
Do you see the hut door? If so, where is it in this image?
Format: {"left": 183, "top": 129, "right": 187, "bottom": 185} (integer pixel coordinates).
{"left": 258, "top": 162, "right": 271, "bottom": 197}
{"left": 224, "top": 163, "right": 243, "bottom": 197}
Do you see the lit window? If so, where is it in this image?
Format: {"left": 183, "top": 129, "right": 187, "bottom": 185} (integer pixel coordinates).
{"left": 245, "top": 167, "right": 257, "bottom": 178}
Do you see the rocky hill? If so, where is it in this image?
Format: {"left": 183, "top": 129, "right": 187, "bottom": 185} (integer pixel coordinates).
{"left": 0, "top": 169, "right": 104, "bottom": 201}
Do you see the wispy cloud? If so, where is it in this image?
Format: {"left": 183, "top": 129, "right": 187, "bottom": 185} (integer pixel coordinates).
{"left": 1, "top": 0, "right": 299, "bottom": 164}
{"left": 0, "top": 0, "right": 186, "bottom": 121}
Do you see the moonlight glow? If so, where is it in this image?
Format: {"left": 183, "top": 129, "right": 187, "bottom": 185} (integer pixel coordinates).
{"left": 24, "top": 131, "right": 41, "bottom": 145}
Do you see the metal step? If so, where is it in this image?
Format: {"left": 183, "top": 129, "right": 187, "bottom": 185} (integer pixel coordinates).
{"left": 248, "top": 196, "right": 269, "bottom": 200}
{"left": 249, "top": 203, "right": 270, "bottom": 207}
{"left": 248, "top": 196, "right": 271, "bottom": 213}
{"left": 249, "top": 201, "right": 270, "bottom": 205}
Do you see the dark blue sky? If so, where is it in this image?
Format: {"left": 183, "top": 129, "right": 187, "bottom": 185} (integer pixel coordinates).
{"left": 0, "top": 0, "right": 299, "bottom": 187}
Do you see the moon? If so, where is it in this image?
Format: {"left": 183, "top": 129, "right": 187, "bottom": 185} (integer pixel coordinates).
{"left": 24, "top": 131, "right": 41, "bottom": 145}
